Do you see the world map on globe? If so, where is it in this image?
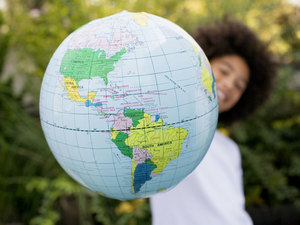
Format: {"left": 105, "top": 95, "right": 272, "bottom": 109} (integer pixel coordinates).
{"left": 40, "top": 11, "right": 218, "bottom": 200}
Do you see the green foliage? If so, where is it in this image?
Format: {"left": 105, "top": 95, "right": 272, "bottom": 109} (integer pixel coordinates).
{"left": 0, "top": 13, "right": 9, "bottom": 73}
{"left": 229, "top": 66, "right": 300, "bottom": 208}
{"left": 0, "top": 79, "right": 55, "bottom": 222}
{"left": 0, "top": 0, "right": 299, "bottom": 224}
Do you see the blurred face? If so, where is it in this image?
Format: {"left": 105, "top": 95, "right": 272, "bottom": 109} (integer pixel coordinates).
{"left": 211, "top": 54, "right": 250, "bottom": 113}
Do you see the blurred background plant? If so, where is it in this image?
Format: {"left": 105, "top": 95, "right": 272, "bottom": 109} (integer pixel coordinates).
{"left": 0, "top": 0, "right": 299, "bottom": 224}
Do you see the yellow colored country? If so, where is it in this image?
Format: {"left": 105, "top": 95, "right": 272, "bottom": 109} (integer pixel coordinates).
{"left": 131, "top": 159, "right": 138, "bottom": 186}
{"left": 202, "top": 67, "right": 214, "bottom": 94}
{"left": 191, "top": 44, "right": 199, "bottom": 54}
{"left": 126, "top": 112, "right": 188, "bottom": 175}
{"left": 63, "top": 76, "right": 96, "bottom": 103}
{"left": 130, "top": 12, "right": 149, "bottom": 26}
{"left": 111, "top": 128, "right": 120, "bottom": 140}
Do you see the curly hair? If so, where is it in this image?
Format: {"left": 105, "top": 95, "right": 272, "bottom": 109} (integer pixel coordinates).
{"left": 193, "top": 18, "right": 277, "bottom": 124}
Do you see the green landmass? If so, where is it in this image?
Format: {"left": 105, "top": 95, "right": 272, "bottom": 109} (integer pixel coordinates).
{"left": 123, "top": 108, "right": 145, "bottom": 127}
{"left": 111, "top": 131, "right": 133, "bottom": 158}
{"left": 145, "top": 158, "right": 157, "bottom": 169}
{"left": 60, "top": 47, "right": 126, "bottom": 85}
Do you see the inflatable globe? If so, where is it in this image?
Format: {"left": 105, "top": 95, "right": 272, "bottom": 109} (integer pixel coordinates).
{"left": 39, "top": 11, "right": 218, "bottom": 200}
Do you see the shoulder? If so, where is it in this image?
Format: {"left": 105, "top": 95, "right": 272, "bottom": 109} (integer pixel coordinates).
{"left": 209, "top": 130, "right": 241, "bottom": 163}
{"left": 203, "top": 130, "right": 243, "bottom": 178}
{"left": 213, "top": 130, "right": 239, "bottom": 150}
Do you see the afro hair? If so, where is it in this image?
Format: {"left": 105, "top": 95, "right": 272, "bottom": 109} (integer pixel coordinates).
{"left": 193, "top": 18, "right": 278, "bottom": 124}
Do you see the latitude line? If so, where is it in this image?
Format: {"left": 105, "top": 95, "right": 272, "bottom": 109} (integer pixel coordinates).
{"left": 41, "top": 104, "right": 217, "bottom": 133}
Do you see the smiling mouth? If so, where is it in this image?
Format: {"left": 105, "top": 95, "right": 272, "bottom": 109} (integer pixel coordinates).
{"left": 217, "top": 89, "right": 227, "bottom": 102}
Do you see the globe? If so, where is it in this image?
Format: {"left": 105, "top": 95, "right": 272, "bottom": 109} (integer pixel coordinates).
{"left": 39, "top": 11, "right": 218, "bottom": 200}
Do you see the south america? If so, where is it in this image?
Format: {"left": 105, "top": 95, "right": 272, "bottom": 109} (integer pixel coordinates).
{"left": 110, "top": 108, "right": 188, "bottom": 194}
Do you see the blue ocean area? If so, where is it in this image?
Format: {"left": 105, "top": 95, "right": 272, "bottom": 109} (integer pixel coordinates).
{"left": 85, "top": 100, "right": 102, "bottom": 107}
{"left": 133, "top": 162, "right": 156, "bottom": 193}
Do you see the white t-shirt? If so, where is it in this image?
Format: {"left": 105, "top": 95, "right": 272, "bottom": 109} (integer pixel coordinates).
{"left": 150, "top": 131, "right": 253, "bottom": 225}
